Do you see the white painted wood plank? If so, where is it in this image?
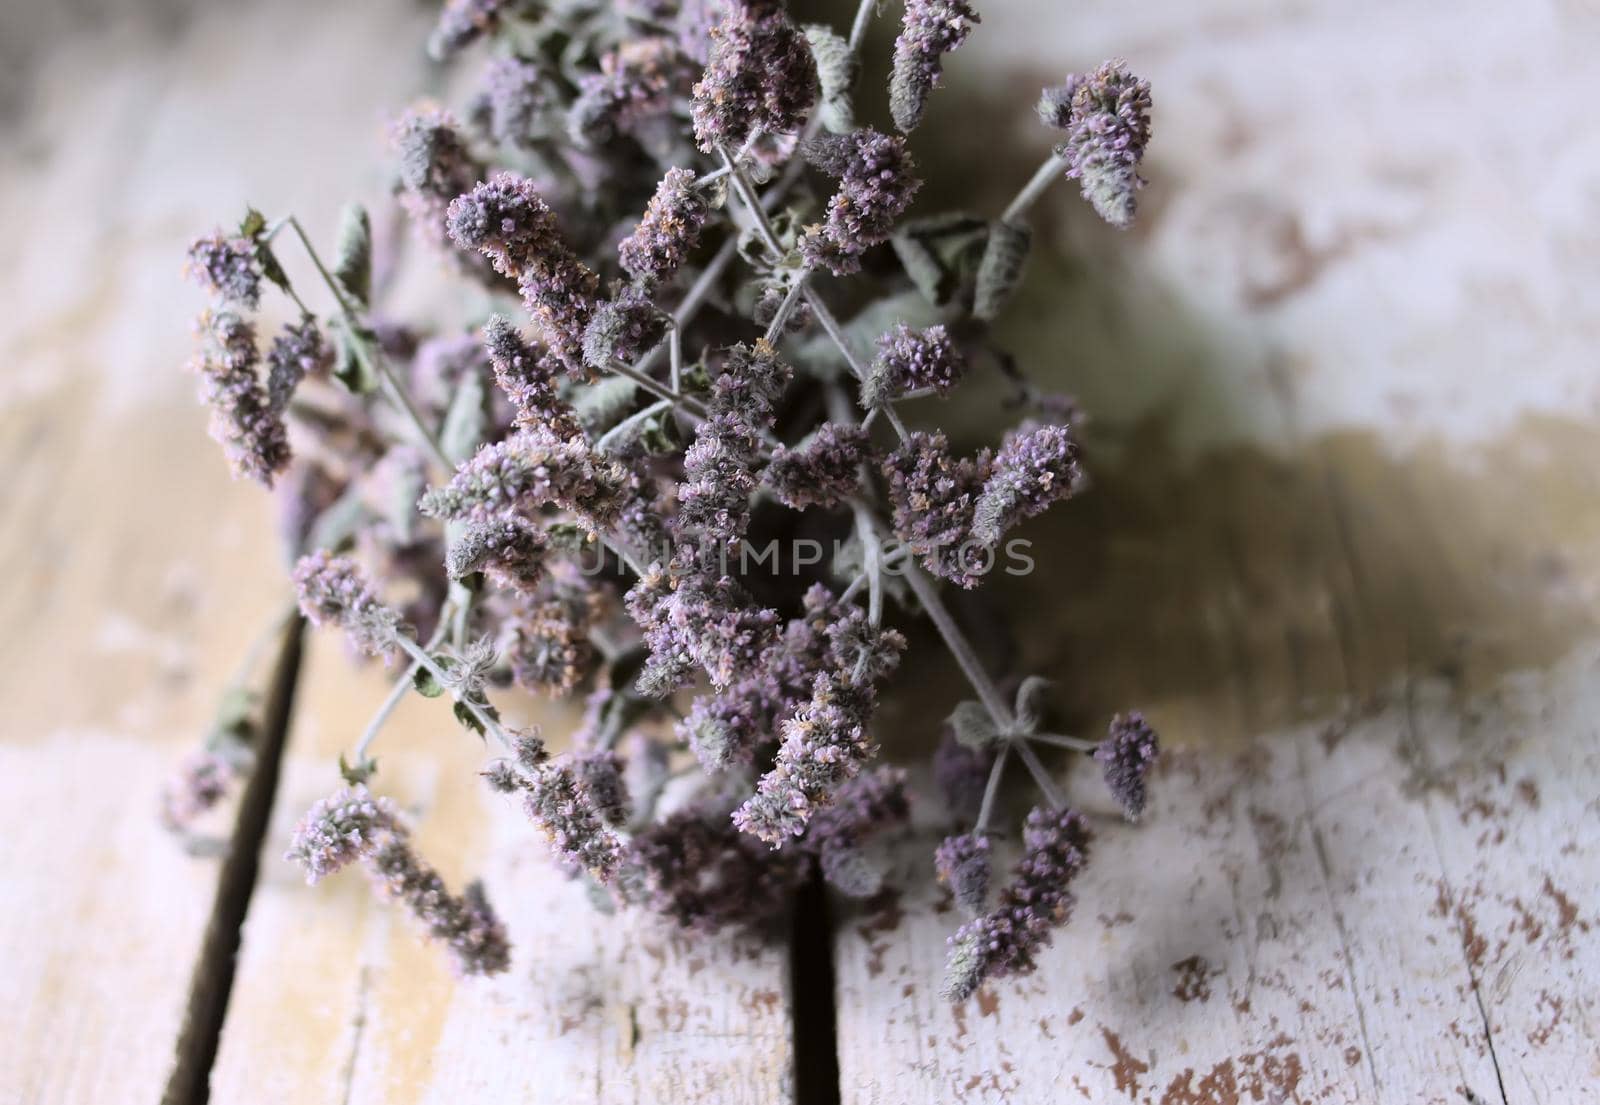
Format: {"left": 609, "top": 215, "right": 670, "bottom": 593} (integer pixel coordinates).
{"left": 831, "top": 651, "right": 1600, "bottom": 1103}
{"left": 210, "top": 631, "right": 795, "bottom": 1105}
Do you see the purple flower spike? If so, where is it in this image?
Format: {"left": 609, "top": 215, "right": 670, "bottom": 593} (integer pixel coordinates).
{"left": 889, "top": 0, "right": 980, "bottom": 133}
{"left": 1097, "top": 711, "right": 1160, "bottom": 820}
{"left": 935, "top": 832, "right": 991, "bottom": 915}
{"left": 619, "top": 167, "right": 714, "bottom": 291}
{"left": 763, "top": 422, "right": 870, "bottom": 510}
{"left": 186, "top": 232, "right": 262, "bottom": 309}
{"left": 970, "top": 420, "right": 1082, "bottom": 547}
{"left": 292, "top": 551, "right": 403, "bottom": 656}
{"left": 690, "top": 0, "right": 819, "bottom": 152}
{"left": 1046, "top": 60, "right": 1153, "bottom": 229}
{"left": 190, "top": 311, "right": 292, "bottom": 487}
{"left": 863, "top": 322, "right": 966, "bottom": 407}
{"left": 799, "top": 129, "right": 921, "bottom": 276}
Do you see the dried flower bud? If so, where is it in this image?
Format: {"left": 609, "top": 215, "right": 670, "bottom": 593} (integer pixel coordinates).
{"left": 292, "top": 551, "right": 403, "bottom": 656}
{"left": 934, "top": 731, "right": 994, "bottom": 823}
{"left": 763, "top": 422, "right": 869, "bottom": 510}
{"left": 445, "top": 514, "right": 548, "bottom": 590}
{"left": 942, "top": 806, "right": 1092, "bottom": 1001}
{"left": 627, "top": 567, "right": 781, "bottom": 695}
{"left": 439, "top": 637, "right": 498, "bottom": 699}
{"left": 186, "top": 232, "right": 262, "bottom": 309}
{"left": 482, "top": 315, "right": 583, "bottom": 440}
{"left": 160, "top": 751, "right": 239, "bottom": 832}
{"left": 691, "top": 0, "right": 819, "bottom": 152}
{"left": 888, "top": 0, "right": 980, "bottom": 133}
{"left": 474, "top": 55, "right": 549, "bottom": 148}
{"left": 712, "top": 340, "right": 792, "bottom": 426}
{"left": 881, "top": 430, "right": 991, "bottom": 587}
{"left": 620, "top": 810, "right": 802, "bottom": 932}
{"left": 676, "top": 414, "right": 761, "bottom": 547}
{"left": 618, "top": 167, "right": 714, "bottom": 291}
{"left": 393, "top": 108, "right": 485, "bottom": 251}
{"left": 935, "top": 832, "right": 991, "bottom": 914}
{"left": 506, "top": 591, "right": 599, "bottom": 696}
{"left": 971, "top": 421, "right": 1082, "bottom": 547}
{"left": 446, "top": 173, "right": 600, "bottom": 373}
{"left": 799, "top": 128, "right": 922, "bottom": 275}
{"left": 573, "top": 750, "right": 630, "bottom": 827}
{"left": 1048, "top": 60, "right": 1153, "bottom": 229}
{"left": 265, "top": 316, "right": 332, "bottom": 415}
{"left": 1097, "top": 711, "right": 1160, "bottom": 820}
{"left": 522, "top": 761, "right": 626, "bottom": 880}
{"left": 368, "top": 842, "right": 512, "bottom": 976}
{"left": 284, "top": 785, "right": 403, "bottom": 884}
{"left": 190, "top": 311, "right": 292, "bottom": 487}
{"left": 482, "top": 760, "right": 524, "bottom": 793}
{"left": 862, "top": 322, "right": 965, "bottom": 407}
{"left": 418, "top": 429, "right": 627, "bottom": 530}
{"left": 582, "top": 285, "right": 669, "bottom": 370}
{"left": 428, "top": 0, "right": 509, "bottom": 60}
{"left": 570, "top": 38, "right": 685, "bottom": 147}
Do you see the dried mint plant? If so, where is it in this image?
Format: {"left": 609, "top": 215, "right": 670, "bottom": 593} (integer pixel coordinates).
{"left": 168, "top": 0, "right": 1160, "bottom": 1000}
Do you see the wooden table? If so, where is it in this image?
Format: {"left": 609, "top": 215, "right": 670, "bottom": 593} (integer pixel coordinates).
{"left": 2, "top": 1, "right": 1596, "bottom": 1102}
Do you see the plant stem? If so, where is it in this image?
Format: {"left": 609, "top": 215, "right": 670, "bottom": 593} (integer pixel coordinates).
{"left": 896, "top": 553, "right": 1015, "bottom": 731}
{"left": 1001, "top": 151, "right": 1069, "bottom": 224}
{"left": 596, "top": 398, "right": 674, "bottom": 454}
{"left": 391, "top": 633, "right": 511, "bottom": 749}
{"left": 282, "top": 216, "right": 454, "bottom": 473}
{"left": 851, "top": 502, "right": 884, "bottom": 627}
{"left": 606, "top": 356, "right": 710, "bottom": 417}
{"left": 1028, "top": 732, "right": 1097, "bottom": 753}
{"left": 354, "top": 619, "right": 450, "bottom": 764}
{"left": 1012, "top": 736, "right": 1066, "bottom": 810}
{"left": 974, "top": 743, "right": 1010, "bottom": 835}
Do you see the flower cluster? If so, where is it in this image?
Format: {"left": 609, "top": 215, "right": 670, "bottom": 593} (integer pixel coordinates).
{"left": 889, "top": 0, "right": 980, "bottom": 133}
{"left": 690, "top": 0, "right": 819, "bottom": 152}
{"left": 1042, "top": 60, "right": 1153, "bottom": 229}
{"left": 942, "top": 807, "right": 1091, "bottom": 1001}
{"left": 799, "top": 129, "right": 921, "bottom": 275}
{"left": 173, "top": 0, "right": 1161, "bottom": 998}
{"left": 286, "top": 785, "right": 510, "bottom": 976}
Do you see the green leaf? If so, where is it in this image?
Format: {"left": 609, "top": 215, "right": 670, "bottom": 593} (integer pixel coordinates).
{"left": 440, "top": 365, "right": 488, "bottom": 465}
{"left": 330, "top": 318, "right": 379, "bottom": 395}
{"left": 454, "top": 701, "right": 486, "bottom": 738}
{"left": 1013, "top": 675, "right": 1053, "bottom": 734}
{"left": 949, "top": 700, "right": 1001, "bottom": 749}
{"left": 413, "top": 665, "right": 446, "bottom": 698}
{"left": 255, "top": 240, "right": 292, "bottom": 297}
{"left": 974, "top": 219, "right": 1033, "bottom": 322}
{"left": 804, "top": 25, "right": 856, "bottom": 134}
{"left": 333, "top": 203, "right": 372, "bottom": 307}
{"left": 338, "top": 754, "right": 378, "bottom": 785}
{"left": 239, "top": 207, "right": 267, "bottom": 239}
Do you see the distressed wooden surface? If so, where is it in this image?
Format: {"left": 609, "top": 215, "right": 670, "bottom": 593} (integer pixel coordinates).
{"left": 833, "top": 654, "right": 1600, "bottom": 1104}
{"left": 208, "top": 632, "right": 797, "bottom": 1105}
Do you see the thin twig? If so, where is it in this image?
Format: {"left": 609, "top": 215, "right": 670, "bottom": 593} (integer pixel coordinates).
{"left": 1012, "top": 737, "right": 1067, "bottom": 810}
{"left": 354, "top": 620, "right": 450, "bottom": 763}
{"left": 1001, "top": 151, "right": 1068, "bottom": 224}
{"left": 975, "top": 743, "right": 1010, "bottom": 835}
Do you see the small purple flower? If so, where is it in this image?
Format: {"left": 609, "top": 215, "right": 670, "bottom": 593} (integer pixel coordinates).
{"left": 618, "top": 167, "right": 714, "bottom": 291}
{"left": 160, "top": 751, "right": 239, "bottom": 832}
{"left": 627, "top": 566, "right": 781, "bottom": 695}
{"left": 933, "top": 731, "right": 994, "bottom": 823}
{"left": 804, "top": 766, "right": 910, "bottom": 896}
{"left": 935, "top": 832, "right": 991, "bottom": 915}
{"left": 1096, "top": 711, "right": 1160, "bottom": 821}
{"left": 620, "top": 810, "right": 802, "bottom": 932}
{"left": 862, "top": 322, "right": 966, "bottom": 407}
{"left": 191, "top": 311, "right": 292, "bottom": 487}
{"left": 445, "top": 514, "right": 548, "bottom": 590}
{"left": 506, "top": 590, "right": 601, "bottom": 696}
{"left": 392, "top": 108, "right": 486, "bottom": 253}
{"left": 970, "top": 420, "right": 1082, "bottom": 547}
{"left": 292, "top": 551, "right": 403, "bottom": 656}
{"left": 482, "top": 315, "right": 583, "bottom": 440}
{"left": 570, "top": 37, "right": 687, "bottom": 147}
{"left": 367, "top": 842, "right": 512, "bottom": 976}
{"left": 264, "top": 316, "right": 332, "bottom": 415}
{"left": 446, "top": 173, "right": 601, "bottom": 373}
{"left": 881, "top": 430, "right": 992, "bottom": 588}
{"left": 763, "top": 422, "right": 869, "bottom": 510}
{"left": 582, "top": 284, "right": 669, "bottom": 369}
{"left": 573, "top": 750, "right": 631, "bottom": 827}
{"left": 799, "top": 129, "right": 922, "bottom": 276}
{"left": 473, "top": 55, "right": 549, "bottom": 148}
{"left": 690, "top": 0, "right": 819, "bottom": 152}
{"left": 711, "top": 340, "right": 792, "bottom": 426}
{"left": 676, "top": 414, "right": 761, "bottom": 547}
{"left": 186, "top": 232, "right": 262, "bottom": 309}
{"left": 418, "top": 428, "right": 628, "bottom": 530}
{"left": 521, "top": 760, "right": 626, "bottom": 880}
{"left": 428, "top": 0, "right": 509, "bottom": 60}
{"left": 284, "top": 785, "right": 403, "bottom": 884}
{"left": 1045, "top": 60, "right": 1153, "bottom": 229}
{"left": 889, "top": 0, "right": 980, "bottom": 133}
{"left": 942, "top": 806, "right": 1092, "bottom": 1001}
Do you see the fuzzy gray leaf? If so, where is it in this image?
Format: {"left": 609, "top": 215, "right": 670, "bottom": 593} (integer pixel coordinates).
{"left": 974, "top": 219, "right": 1032, "bottom": 322}
{"left": 333, "top": 203, "right": 372, "bottom": 307}
{"left": 949, "top": 700, "right": 1001, "bottom": 749}
{"left": 805, "top": 25, "right": 856, "bottom": 134}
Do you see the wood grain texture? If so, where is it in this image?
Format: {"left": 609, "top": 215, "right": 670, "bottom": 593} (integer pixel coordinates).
{"left": 209, "top": 632, "right": 795, "bottom": 1105}
{"left": 831, "top": 649, "right": 1600, "bottom": 1104}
